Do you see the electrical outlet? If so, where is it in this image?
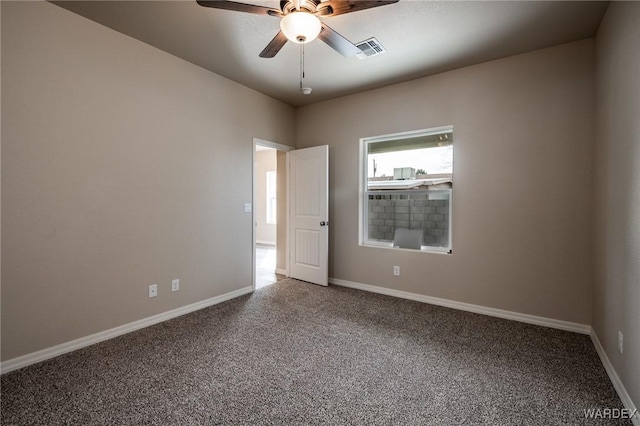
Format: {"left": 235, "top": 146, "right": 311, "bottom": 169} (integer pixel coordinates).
{"left": 393, "top": 265, "right": 400, "bottom": 276}
{"left": 618, "top": 331, "right": 624, "bottom": 354}
{"left": 149, "top": 284, "right": 158, "bottom": 298}
{"left": 172, "top": 279, "right": 180, "bottom": 292}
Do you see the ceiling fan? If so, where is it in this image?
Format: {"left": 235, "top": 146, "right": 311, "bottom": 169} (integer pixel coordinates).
{"left": 196, "top": 0, "right": 399, "bottom": 58}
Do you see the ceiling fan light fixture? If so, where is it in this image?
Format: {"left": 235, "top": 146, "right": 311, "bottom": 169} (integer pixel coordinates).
{"left": 280, "top": 12, "right": 321, "bottom": 44}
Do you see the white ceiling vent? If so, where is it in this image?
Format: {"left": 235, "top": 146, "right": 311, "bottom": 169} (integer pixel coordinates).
{"left": 355, "top": 37, "right": 387, "bottom": 60}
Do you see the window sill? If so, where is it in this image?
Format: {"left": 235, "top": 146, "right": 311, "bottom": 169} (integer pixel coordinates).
{"left": 360, "top": 242, "right": 452, "bottom": 255}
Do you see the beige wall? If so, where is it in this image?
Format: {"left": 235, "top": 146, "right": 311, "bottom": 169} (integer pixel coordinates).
{"left": 255, "top": 149, "right": 277, "bottom": 244}
{"left": 594, "top": 1, "right": 640, "bottom": 407}
{"left": 0, "top": 1, "right": 295, "bottom": 361}
{"left": 296, "top": 39, "right": 595, "bottom": 324}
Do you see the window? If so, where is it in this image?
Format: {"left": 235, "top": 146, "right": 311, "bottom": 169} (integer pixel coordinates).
{"left": 360, "top": 127, "right": 453, "bottom": 253}
{"left": 266, "top": 171, "right": 277, "bottom": 224}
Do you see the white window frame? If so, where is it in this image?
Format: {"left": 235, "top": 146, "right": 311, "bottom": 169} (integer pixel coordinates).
{"left": 359, "top": 126, "right": 453, "bottom": 254}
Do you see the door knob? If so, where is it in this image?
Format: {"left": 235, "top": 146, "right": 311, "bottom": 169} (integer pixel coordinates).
{"left": 320, "top": 221, "right": 328, "bottom": 227}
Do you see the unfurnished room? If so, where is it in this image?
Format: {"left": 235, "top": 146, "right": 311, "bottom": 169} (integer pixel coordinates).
{"left": 1, "top": 0, "right": 638, "bottom": 424}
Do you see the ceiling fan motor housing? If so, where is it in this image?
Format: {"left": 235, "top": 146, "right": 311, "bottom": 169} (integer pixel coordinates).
{"left": 280, "top": 0, "right": 320, "bottom": 15}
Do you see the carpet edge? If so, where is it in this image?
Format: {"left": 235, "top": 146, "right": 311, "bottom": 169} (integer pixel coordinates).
{"left": 0, "top": 286, "right": 254, "bottom": 374}
{"left": 329, "top": 277, "right": 591, "bottom": 334}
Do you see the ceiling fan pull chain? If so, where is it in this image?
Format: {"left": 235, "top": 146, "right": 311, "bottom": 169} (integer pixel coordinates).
{"left": 299, "top": 33, "right": 312, "bottom": 95}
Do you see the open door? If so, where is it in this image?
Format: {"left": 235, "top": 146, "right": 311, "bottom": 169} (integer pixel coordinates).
{"left": 288, "top": 145, "right": 329, "bottom": 286}
{"left": 252, "top": 138, "right": 293, "bottom": 290}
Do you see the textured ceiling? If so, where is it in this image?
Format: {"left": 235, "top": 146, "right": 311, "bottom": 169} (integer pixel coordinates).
{"left": 53, "top": 1, "right": 608, "bottom": 107}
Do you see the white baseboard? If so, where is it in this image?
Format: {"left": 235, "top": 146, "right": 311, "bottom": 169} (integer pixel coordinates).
{"left": 0, "top": 286, "right": 253, "bottom": 375}
{"left": 276, "top": 268, "right": 287, "bottom": 276}
{"left": 256, "top": 240, "right": 276, "bottom": 246}
{"left": 329, "top": 277, "right": 591, "bottom": 334}
{"left": 590, "top": 330, "right": 639, "bottom": 425}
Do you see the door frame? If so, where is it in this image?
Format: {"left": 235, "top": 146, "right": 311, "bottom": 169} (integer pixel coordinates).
{"left": 252, "top": 138, "right": 293, "bottom": 291}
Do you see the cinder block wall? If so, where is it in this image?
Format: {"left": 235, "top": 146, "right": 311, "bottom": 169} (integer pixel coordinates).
{"left": 367, "top": 194, "right": 450, "bottom": 247}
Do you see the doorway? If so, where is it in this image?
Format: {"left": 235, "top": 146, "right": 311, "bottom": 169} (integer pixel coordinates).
{"left": 253, "top": 139, "right": 292, "bottom": 289}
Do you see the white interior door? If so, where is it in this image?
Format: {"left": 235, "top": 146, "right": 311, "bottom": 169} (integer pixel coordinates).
{"left": 288, "top": 145, "right": 329, "bottom": 286}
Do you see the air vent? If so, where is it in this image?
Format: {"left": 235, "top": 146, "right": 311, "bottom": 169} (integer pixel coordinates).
{"left": 355, "top": 37, "right": 386, "bottom": 60}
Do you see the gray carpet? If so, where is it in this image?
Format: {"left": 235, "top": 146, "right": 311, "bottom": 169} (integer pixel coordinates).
{"left": 1, "top": 279, "right": 630, "bottom": 425}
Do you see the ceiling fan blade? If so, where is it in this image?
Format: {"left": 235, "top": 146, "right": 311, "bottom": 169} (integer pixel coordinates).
{"left": 315, "top": 0, "right": 399, "bottom": 17}
{"left": 196, "top": 1, "right": 282, "bottom": 17}
{"left": 259, "top": 31, "right": 289, "bottom": 58}
{"left": 318, "top": 22, "right": 361, "bottom": 57}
